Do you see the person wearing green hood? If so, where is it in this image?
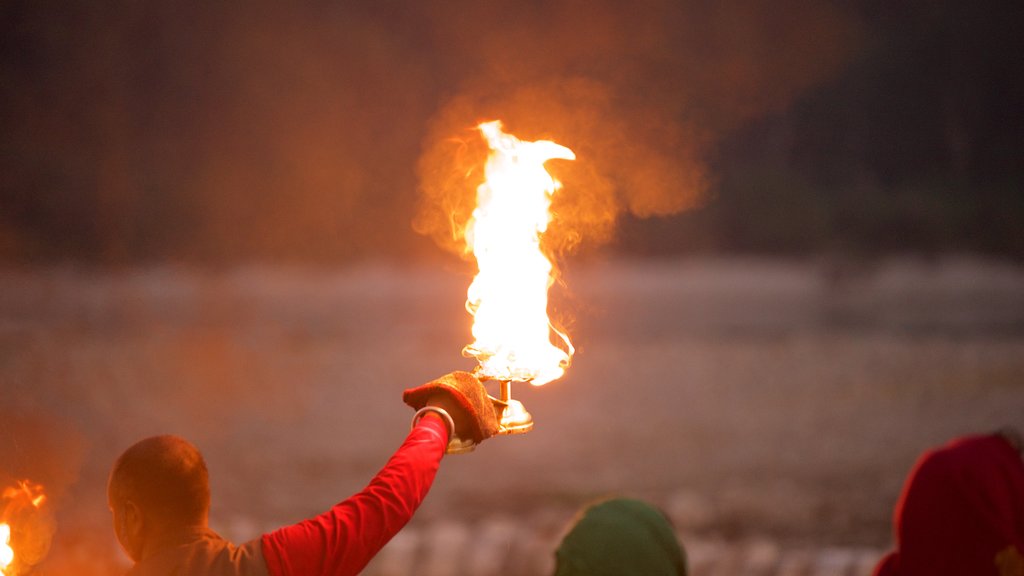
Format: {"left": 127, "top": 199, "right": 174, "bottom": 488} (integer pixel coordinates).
{"left": 553, "top": 498, "right": 688, "bottom": 576}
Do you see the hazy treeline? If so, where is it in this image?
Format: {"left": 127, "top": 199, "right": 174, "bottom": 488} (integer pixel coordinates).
{"left": 1, "top": 0, "right": 1020, "bottom": 264}
{"left": 622, "top": 0, "right": 1024, "bottom": 258}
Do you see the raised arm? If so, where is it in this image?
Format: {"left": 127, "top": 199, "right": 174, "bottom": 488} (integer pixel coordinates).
{"left": 260, "top": 415, "right": 447, "bottom": 576}
{"left": 259, "top": 372, "right": 499, "bottom": 576}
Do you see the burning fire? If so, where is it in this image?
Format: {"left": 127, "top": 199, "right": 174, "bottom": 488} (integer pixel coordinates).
{"left": 1, "top": 483, "right": 45, "bottom": 511}
{"left": 0, "top": 524, "right": 12, "bottom": 574}
{"left": 462, "top": 120, "right": 575, "bottom": 386}
{"left": 0, "top": 480, "right": 47, "bottom": 576}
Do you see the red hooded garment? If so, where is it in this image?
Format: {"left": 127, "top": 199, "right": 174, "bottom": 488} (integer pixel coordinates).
{"left": 874, "top": 433, "right": 1024, "bottom": 576}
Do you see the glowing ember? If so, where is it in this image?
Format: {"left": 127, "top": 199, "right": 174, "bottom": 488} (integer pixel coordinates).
{"left": 462, "top": 120, "right": 575, "bottom": 386}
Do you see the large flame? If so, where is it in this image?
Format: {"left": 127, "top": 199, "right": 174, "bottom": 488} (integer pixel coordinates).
{"left": 0, "top": 480, "right": 47, "bottom": 576}
{"left": 462, "top": 120, "right": 575, "bottom": 386}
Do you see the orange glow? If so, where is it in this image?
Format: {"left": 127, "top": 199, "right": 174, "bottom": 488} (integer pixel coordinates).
{"left": 462, "top": 120, "right": 575, "bottom": 386}
{"left": 0, "top": 480, "right": 47, "bottom": 575}
{"left": 1, "top": 483, "right": 45, "bottom": 511}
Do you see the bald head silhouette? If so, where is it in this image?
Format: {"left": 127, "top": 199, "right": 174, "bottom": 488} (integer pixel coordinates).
{"left": 108, "top": 435, "right": 211, "bottom": 559}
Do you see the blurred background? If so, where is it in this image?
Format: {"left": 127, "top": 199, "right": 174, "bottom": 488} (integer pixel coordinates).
{"left": 1, "top": 1, "right": 1022, "bottom": 574}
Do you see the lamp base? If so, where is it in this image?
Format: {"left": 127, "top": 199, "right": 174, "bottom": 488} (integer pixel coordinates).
{"left": 498, "top": 398, "right": 534, "bottom": 434}
{"left": 489, "top": 379, "right": 534, "bottom": 434}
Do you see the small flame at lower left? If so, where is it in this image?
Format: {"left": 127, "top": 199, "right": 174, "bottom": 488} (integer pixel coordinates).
{"left": 0, "top": 523, "right": 14, "bottom": 573}
{"left": 0, "top": 480, "right": 47, "bottom": 576}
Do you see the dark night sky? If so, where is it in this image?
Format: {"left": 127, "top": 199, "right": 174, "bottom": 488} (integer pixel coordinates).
{"left": 1, "top": 0, "right": 1021, "bottom": 264}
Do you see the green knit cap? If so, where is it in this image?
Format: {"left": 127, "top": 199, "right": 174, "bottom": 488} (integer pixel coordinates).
{"left": 554, "top": 498, "right": 688, "bottom": 576}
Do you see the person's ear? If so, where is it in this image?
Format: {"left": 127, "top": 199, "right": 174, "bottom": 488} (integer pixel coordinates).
{"left": 125, "top": 500, "right": 144, "bottom": 535}
{"left": 121, "top": 499, "right": 146, "bottom": 559}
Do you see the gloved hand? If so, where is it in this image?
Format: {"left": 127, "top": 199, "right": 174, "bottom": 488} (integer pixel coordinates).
{"left": 404, "top": 371, "right": 500, "bottom": 447}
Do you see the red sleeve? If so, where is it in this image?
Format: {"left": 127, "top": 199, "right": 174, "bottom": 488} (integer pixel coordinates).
{"left": 260, "top": 416, "right": 448, "bottom": 576}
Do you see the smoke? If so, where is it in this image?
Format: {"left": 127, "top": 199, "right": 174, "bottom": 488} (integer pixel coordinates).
{"left": 0, "top": 0, "right": 859, "bottom": 263}
{"left": 414, "top": 78, "right": 707, "bottom": 257}
{"left": 414, "top": 0, "right": 860, "bottom": 257}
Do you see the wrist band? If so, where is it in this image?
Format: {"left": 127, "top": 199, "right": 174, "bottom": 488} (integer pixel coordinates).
{"left": 412, "top": 406, "right": 455, "bottom": 440}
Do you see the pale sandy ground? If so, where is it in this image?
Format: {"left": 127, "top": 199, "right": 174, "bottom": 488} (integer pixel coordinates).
{"left": 1, "top": 256, "right": 1022, "bottom": 575}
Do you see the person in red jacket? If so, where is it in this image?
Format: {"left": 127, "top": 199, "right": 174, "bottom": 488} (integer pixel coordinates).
{"left": 873, "top": 429, "right": 1024, "bottom": 576}
{"left": 108, "top": 372, "right": 498, "bottom": 576}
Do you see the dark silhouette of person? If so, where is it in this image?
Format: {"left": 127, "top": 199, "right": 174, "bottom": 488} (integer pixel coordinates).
{"left": 874, "top": 429, "right": 1024, "bottom": 576}
{"left": 553, "top": 497, "right": 688, "bottom": 576}
{"left": 108, "top": 371, "right": 498, "bottom": 576}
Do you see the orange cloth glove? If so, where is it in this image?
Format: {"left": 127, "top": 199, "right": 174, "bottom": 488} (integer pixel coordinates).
{"left": 403, "top": 371, "right": 500, "bottom": 445}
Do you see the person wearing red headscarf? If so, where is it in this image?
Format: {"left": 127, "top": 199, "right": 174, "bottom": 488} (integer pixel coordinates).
{"left": 874, "top": 429, "right": 1024, "bottom": 576}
